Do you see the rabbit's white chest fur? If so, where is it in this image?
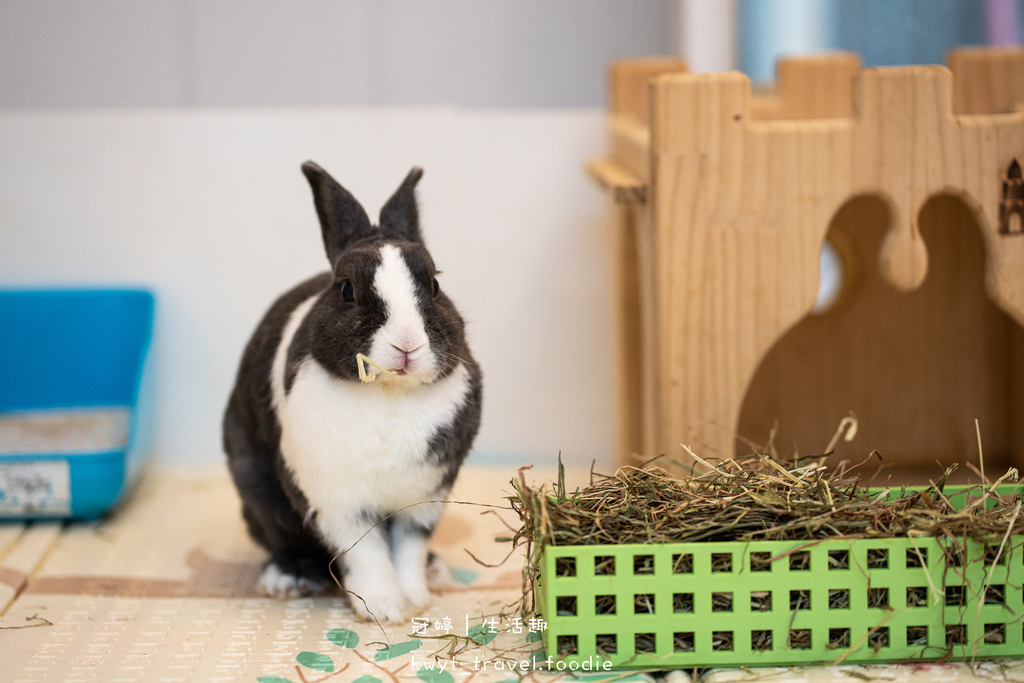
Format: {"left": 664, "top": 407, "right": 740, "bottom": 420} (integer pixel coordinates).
{"left": 269, "top": 296, "right": 471, "bottom": 550}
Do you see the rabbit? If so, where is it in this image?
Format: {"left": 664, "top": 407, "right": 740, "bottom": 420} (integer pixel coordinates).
{"left": 223, "top": 161, "right": 483, "bottom": 623}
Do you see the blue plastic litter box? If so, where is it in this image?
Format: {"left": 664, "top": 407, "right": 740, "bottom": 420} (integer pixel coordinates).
{"left": 0, "top": 289, "right": 155, "bottom": 520}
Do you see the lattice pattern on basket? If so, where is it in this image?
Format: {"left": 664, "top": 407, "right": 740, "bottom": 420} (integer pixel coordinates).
{"left": 537, "top": 531, "right": 1024, "bottom": 669}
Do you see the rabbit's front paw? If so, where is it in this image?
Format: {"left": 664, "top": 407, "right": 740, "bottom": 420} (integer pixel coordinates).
{"left": 345, "top": 570, "right": 408, "bottom": 623}
{"left": 350, "top": 591, "right": 408, "bottom": 624}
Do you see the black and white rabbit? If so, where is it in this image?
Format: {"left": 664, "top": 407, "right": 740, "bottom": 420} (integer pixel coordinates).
{"left": 223, "top": 162, "right": 482, "bottom": 623}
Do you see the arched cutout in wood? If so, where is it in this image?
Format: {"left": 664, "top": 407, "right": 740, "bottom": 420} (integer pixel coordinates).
{"left": 737, "top": 193, "right": 1024, "bottom": 482}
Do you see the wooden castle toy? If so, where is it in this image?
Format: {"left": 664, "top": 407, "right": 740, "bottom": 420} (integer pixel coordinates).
{"left": 590, "top": 48, "right": 1024, "bottom": 478}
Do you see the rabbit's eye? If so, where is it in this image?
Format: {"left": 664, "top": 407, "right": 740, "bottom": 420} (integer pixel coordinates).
{"left": 431, "top": 277, "right": 440, "bottom": 299}
{"left": 340, "top": 280, "right": 356, "bottom": 303}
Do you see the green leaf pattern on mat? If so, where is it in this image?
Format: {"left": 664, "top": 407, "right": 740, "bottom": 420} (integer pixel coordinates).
{"left": 275, "top": 619, "right": 549, "bottom": 682}
{"left": 296, "top": 651, "right": 334, "bottom": 672}
{"left": 466, "top": 622, "right": 498, "bottom": 646}
{"left": 448, "top": 567, "right": 479, "bottom": 584}
{"left": 327, "top": 627, "right": 360, "bottom": 648}
{"left": 374, "top": 638, "right": 422, "bottom": 661}
{"left": 416, "top": 669, "right": 455, "bottom": 683}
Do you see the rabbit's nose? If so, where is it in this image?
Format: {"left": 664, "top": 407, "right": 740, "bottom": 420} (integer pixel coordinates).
{"left": 391, "top": 343, "right": 425, "bottom": 358}
{"left": 391, "top": 340, "right": 425, "bottom": 354}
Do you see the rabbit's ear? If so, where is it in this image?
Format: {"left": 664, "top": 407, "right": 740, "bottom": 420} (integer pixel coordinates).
{"left": 379, "top": 167, "right": 424, "bottom": 242}
{"left": 301, "top": 161, "right": 372, "bottom": 264}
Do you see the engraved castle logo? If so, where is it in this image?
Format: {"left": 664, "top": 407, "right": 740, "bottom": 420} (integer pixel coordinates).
{"left": 1000, "top": 158, "right": 1023, "bottom": 235}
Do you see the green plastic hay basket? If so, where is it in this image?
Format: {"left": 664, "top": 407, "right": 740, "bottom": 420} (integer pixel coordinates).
{"left": 535, "top": 485, "right": 1024, "bottom": 669}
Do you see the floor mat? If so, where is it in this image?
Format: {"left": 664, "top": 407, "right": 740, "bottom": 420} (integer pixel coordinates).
{"left": 2, "top": 465, "right": 1021, "bottom": 682}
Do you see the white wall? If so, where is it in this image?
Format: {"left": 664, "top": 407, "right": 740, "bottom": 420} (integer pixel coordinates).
{"left": 0, "top": 108, "right": 617, "bottom": 468}
{"left": 0, "top": 1, "right": 699, "bottom": 469}
{"left": 678, "top": 0, "right": 737, "bottom": 73}
{"left": 0, "top": 0, "right": 677, "bottom": 108}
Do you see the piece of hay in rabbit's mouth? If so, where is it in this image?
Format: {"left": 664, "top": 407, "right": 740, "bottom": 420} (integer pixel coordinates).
{"left": 356, "top": 353, "right": 396, "bottom": 383}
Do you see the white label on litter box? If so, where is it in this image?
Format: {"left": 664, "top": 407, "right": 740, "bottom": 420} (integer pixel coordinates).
{"left": 0, "top": 460, "right": 71, "bottom": 517}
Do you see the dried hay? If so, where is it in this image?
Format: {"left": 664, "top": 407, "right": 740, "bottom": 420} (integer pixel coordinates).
{"left": 512, "top": 450, "right": 1022, "bottom": 550}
